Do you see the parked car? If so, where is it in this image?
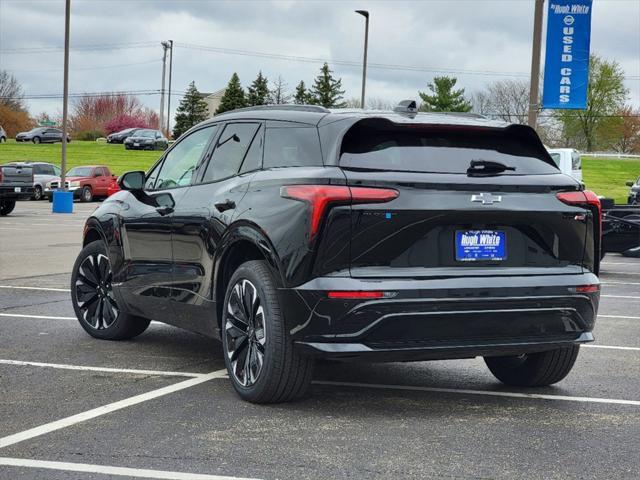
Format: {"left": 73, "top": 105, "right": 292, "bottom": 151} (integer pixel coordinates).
{"left": 547, "top": 148, "right": 583, "bottom": 182}
{"left": 5, "top": 161, "right": 61, "bottom": 200}
{"left": 72, "top": 104, "right": 601, "bottom": 404}
{"left": 16, "top": 127, "right": 70, "bottom": 144}
{"left": 627, "top": 176, "right": 639, "bottom": 205}
{"left": 107, "top": 128, "right": 141, "bottom": 144}
{"left": 0, "top": 163, "right": 34, "bottom": 215}
{"left": 0, "top": 125, "right": 6, "bottom": 143}
{"left": 45, "top": 165, "right": 116, "bottom": 202}
{"left": 123, "top": 129, "right": 168, "bottom": 150}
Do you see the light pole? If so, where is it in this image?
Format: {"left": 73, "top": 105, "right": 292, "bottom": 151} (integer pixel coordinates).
{"left": 356, "top": 10, "right": 369, "bottom": 109}
{"left": 159, "top": 41, "right": 170, "bottom": 131}
{"left": 528, "top": 0, "right": 545, "bottom": 128}
{"left": 166, "top": 40, "right": 173, "bottom": 134}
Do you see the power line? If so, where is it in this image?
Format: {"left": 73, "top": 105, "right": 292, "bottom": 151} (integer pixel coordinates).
{"left": 2, "top": 59, "right": 162, "bottom": 73}
{"left": 0, "top": 90, "right": 186, "bottom": 101}
{"left": 0, "top": 41, "right": 159, "bottom": 54}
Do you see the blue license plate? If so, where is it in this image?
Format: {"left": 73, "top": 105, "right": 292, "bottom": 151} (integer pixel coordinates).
{"left": 456, "top": 230, "right": 506, "bottom": 262}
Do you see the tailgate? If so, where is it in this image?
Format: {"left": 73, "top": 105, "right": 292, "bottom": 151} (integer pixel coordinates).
{"left": 1, "top": 165, "right": 34, "bottom": 187}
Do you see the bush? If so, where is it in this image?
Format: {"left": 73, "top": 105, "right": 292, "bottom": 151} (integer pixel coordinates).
{"left": 104, "top": 114, "right": 151, "bottom": 135}
{"left": 75, "top": 129, "right": 105, "bottom": 141}
{"left": 0, "top": 104, "right": 34, "bottom": 137}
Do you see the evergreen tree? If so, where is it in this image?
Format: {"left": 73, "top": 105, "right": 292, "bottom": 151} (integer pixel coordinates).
{"left": 418, "top": 76, "right": 472, "bottom": 112}
{"left": 294, "top": 81, "right": 309, "bottom": 104}
{"left": 309, "top": 63, "right": 345, "bottom": 108}
{"left": 216, "top": 73, "right": 247, "bottom": 115}
{"left": 172, "top": 81, "right": 209, "bottom": 139}
{"left": 247, "top": 71, "right": 270, "bottom": 106}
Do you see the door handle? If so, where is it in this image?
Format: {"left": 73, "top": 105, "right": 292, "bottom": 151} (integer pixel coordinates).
{"left": 156, "top": 206, "right": 174, "bottom": 216}
{"left": 214, "top": 199, "right": 236, "bottom": 212}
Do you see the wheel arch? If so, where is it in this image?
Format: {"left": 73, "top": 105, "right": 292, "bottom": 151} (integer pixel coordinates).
{"left": 213, "top": 222, "right": 284, "bottom": 334}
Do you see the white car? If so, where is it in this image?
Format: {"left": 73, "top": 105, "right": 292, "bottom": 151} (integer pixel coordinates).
{"left": 4, "top": 162, "right": 61, "bottom": 200}
{"left": 547, "top": 148, "right": 583, "bottom": 182}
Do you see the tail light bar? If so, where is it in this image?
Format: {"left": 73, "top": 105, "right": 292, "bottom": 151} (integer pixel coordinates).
{"left": 328, "top": 291, "right": 385, "bottom": 299}
{"left": 281, "top": 185, "right": 399, "bottom": 237}
{"left": 556, "top": 190, "right": 602, "bottom": 235}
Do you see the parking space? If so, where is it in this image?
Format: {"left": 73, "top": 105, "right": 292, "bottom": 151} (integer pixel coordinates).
{"left": 1, "top": 201, "right": 639, "bottom": 479}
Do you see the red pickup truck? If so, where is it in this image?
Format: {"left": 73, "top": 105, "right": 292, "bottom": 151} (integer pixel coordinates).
{"left": 45, "top": 165, "right": 117, "bottom": 202}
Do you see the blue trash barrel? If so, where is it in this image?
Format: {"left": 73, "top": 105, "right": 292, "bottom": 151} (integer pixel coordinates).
{"left": 52, "top": 190, "right": 74, "bottom": 213}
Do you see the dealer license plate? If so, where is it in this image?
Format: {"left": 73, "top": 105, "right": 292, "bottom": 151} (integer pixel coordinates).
{"left": 14, "top": 187, "right": 21, "bottom": 193}
{"left": 134, "top": 143, "right": 140, "bottom": 147}
{"left": 455, "top": 230, "right": 506, "bottom": 262}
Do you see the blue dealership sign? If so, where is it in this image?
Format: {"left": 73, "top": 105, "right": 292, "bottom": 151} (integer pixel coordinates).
{"left": 542, "top": 0, "right": 593, "bottom": 109}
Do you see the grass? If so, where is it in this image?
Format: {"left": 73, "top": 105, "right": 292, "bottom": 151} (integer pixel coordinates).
{"left": 1, "top": 140, "right": 638, "bottom": 204}
{"left": 0, "top": 139, "right": 161, "bottom": 175}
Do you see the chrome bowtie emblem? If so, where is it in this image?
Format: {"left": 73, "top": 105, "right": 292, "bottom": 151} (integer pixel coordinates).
{"left": 471, "top": 192, "right": 502, "bottom": 205}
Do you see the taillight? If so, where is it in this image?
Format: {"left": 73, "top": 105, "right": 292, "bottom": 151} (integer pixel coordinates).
{"left": 281, "top": 185, "right": 399, "bottom": 237}
{"left": 574, "top": 284, "right": 600, "bottom": 293}
{"left": 328, "top": 291, "right": 385, "bottom": 299}
{"left": 556, "top": 190, "right": 602, "bottom": 235}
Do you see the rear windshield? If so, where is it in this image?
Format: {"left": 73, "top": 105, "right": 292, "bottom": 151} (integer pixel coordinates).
{"left": 340, "top": 122, "right": 558, "bottom": 175}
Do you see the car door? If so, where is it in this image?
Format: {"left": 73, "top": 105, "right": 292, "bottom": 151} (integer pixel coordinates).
{"left": 115, "top": 127, "right": 217, "bottom": 323}
{"left": 170, "top": 121, "right": 263, "bottom": 335}
{"left": 94, "top": 167, "right": 109, "bottom": 196}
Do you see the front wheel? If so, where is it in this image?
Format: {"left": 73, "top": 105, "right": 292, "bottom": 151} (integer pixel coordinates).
{"left": 71, "top": 241, "right": 150, "bottom": 340}
{"left": 32, "top": 136, "right": 41, "bottom": 144}
{"left": 0, "top": 200, "right": 16, "bottom": 216}
{"left": 33, "top": 185, "right": 43, "bottom": 201}
{"left": 222, "top": 260, "right": 314, "bottom": 403}
{"left": 484, "top": 345, "right": 580, "bottom": 387}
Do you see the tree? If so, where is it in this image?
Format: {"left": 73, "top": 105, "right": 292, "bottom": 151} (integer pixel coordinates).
{"left": 172, "top": 81, "right": 209, "bottom": 138}
{"left": 293, "top": 81, "right": 310, "bottom": 104}
{"left": 419, "top": 76, "right": 472, "bottom": 112}
{"left": 247, "top": 71, "right": 270, "bottom": 106}
{"left": 309, "top": 63, "right": 345, "bottom": 108}
{"left": 472, "top": 79, "right": 530, "bottom": 124}
{"left": 0, "top": 104, "right": 32, "bottom": 137}
{"left": 270, "top": 76, "right": 291, "bottom": 104}
{"left": 71, "top": 93, "right": 145, "bottom": 139}
{"left": 612, "top": 106, "right": 640, "bottom": 154}
{"left": 0, "top": 70, "right": 26, "bottom": 111}
{"left": 105, "top": 114, "right": 153, "bottom": 135}
{"left": 216, "top": 73, "right": 246, "bottom": 115}
{"left": 555, "top": 55, "right": 628, "bottom": 151}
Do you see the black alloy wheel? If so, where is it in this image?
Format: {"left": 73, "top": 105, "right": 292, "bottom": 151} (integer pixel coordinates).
{"left": 74, "top": 252, "right": 119, "bottom": 330}
{"left": 225, "top": 279, "right": 267, "bottom": 388}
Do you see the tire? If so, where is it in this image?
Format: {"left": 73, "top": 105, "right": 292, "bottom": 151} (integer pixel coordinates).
{"left": 32, "top": 185, "right": 43, "bottom": 201}
{"left": 80, "top": 186, "right": 93, "bottom": 202}
{"left": 71, "top": 241, "right": 150, "bottom": 340}
{"left": 0, "top": 136, "right": 6, "bottom": 143}
{"left": 222, "top": 260, "right": 314, "bottom": 403}
{"left": 0, "top": 200, "right": 16, "bottom": 216}
{"left": 484, "top": 345, "right": 580, "bottom": 387}
{"left": 32, "top": 136, "right": 41, "bottom": 144}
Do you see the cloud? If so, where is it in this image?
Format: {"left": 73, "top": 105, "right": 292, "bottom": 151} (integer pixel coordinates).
{"left": 0, "top": 0, "right": 638, "bottom": 117}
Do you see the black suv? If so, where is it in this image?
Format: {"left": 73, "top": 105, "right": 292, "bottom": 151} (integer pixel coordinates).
{"left": 71, "top": 104, "right": 601, "bottom": 403}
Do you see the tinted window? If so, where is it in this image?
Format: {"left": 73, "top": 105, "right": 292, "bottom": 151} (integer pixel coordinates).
{"left": 340, "top": 123, "right": 558, "bottom": 175}
{"left": 571, "top": 152, "right": 581, "bottom": 170}
{"left": 239, "top": 125, "right": 264, "bottom": 174}
{"left": 53, "top": 165, "right": 61, "bottom": 176}
{"left": 95, "top": 168, "right": 103, "bottom": 177}
{"left": 33, "top": 165, "right": 45, "bottom": 175}
{"left": 67, "top": 167, "right": 93, "bottom": 177}
{"left": 202, "top": 123, "right": 259, "bottom": 182}
{"left": 154, "top": 125, "right": 216, "bottom": 189}
{"left": 145, "top": 161, "right": 163, "bottom": 190}
{"left": 549, "top": 153, "right": 561, "bottom": 167}
{"left": 264, "top": 126, "right": 323, "bottom": 168}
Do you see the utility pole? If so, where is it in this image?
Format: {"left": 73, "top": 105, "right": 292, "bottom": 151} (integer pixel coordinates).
{"left": 356, "top": 10, "right": 369, "bottom": 109}
{"left": 159, "top": 41, "right": 170, "bottom": 132}
{"left": 60, "top": 0, "right": 71, "bottom": 193}
{"left": 166, "top": 40, "right": 173, "bottom": 134}
{"left": 528, "top": 0, "right": 545, "bottom": 128}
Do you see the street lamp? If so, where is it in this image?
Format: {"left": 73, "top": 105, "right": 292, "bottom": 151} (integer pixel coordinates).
{"left": 355, "top": 10, "right": 369, "bottom": 109}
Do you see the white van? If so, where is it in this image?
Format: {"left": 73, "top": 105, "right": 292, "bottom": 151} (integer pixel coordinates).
{"left": 547, "top": 148, "right": 583, "bottom": 182}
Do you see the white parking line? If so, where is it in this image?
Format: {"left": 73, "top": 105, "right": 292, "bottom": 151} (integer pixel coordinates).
{"left": 599, "top": 314, "right": 640, "bottom": 320}
{"left": 601, "top": 271, "right": 640, "bottom": 276}
{"left": 583, "top": 345, "right": 640, "bottom": 351}
{"left": 314, "top": 381, "right": 640, "bottom": 406}
{"left": 601, "top": 262, "right": 640, "bottom": 266}
{"left": 0, "top": 313, "right": 74, "bottom": 320}
{"left": 0, "top": 457, "right": 258, "bottom": 480}
{"left": 0, "top": 369, "right": 228, "bottom": 449}
{"left": 602, "top": 281, "right": 640, "bottom": 286}
{"left": 0, "top": 285, "right": 70, "bottom": 292}
{"left": 0, "top": 359, "right": 203, "bottom": 378}
{"left": 602, "top": 295, "right": 640, "bottom": 300}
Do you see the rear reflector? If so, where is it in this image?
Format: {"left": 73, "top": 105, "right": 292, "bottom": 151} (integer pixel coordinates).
{"left": 281, "top": 185, "right": 398, "bottom": 237}
{"left": 327, "top": 291, "right": 385, "bottom": 299}
{"left": 574, "top": 285, "right": 600, "bottom": 293}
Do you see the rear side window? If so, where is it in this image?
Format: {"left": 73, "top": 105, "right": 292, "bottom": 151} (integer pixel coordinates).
{"left": 571, "top": 152, "right": 581, "bottom": 170}
{"left": 340, "top": 121, "right": 558, "bottom": 175}
{"left": 264, "top": 126, "right": 323, "bottom": 168}
{"left": 202, "top": 122, "right": 260, "bottom": 182}
{"left": 549, "top": 153, "right": 561, "bottom": 168}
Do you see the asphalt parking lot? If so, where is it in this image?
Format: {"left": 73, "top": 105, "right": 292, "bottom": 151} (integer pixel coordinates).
{"left": 0, "top": 201, "right": 639, "bottom": 480}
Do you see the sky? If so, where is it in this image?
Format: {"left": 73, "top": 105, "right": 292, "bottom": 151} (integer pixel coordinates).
{"left": 0, "top": 0, "right": 639, "bottom": 125}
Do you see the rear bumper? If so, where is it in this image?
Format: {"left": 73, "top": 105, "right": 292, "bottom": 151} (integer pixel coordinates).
{"left": 0, "top": 186, "right": 34, "bottom": 200}
{"left": 280, "top": 272, "right": 599, "bottom": 361}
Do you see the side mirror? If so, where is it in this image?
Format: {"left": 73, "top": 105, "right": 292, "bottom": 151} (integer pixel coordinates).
{"left": 626, "top": 181, "right": 634, "bottom": 187}
{"left": 119, "top": 170, "right": 145, "bottom": 191}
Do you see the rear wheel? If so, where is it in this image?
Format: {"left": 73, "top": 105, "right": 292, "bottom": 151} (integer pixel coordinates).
{"left": 32, "top": 136, "right": 41, "bottom": 144}
{"left": 0, "top": 136, "right": 6, "bottom": 143}
{"left": 222, "top": 260, "right": 314, "bottom": 403}
{"left": 71, "top": 241, "right": 150, "bottom": 340}
{"left": 0, "top": 200, "right": 16, "bottom": 216}
{"left": 484, "top": 345, "right": 580, "bottom": 387}
{"left": 80, "top": 186, "right": 93, "bottom": 202}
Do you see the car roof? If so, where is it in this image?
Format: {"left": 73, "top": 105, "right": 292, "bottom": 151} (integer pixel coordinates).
{"left": 5, "top": 161, "right": 56, "bottom": 166}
